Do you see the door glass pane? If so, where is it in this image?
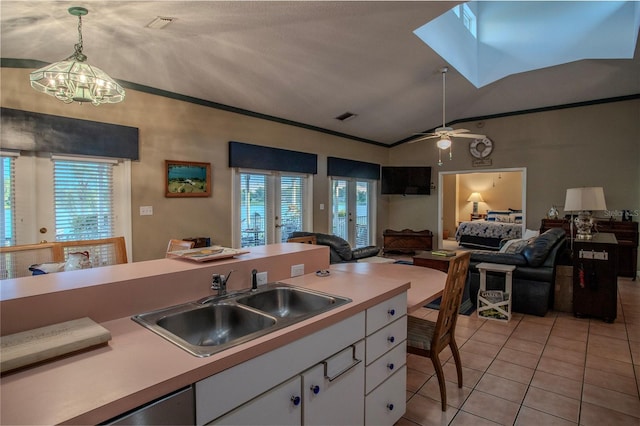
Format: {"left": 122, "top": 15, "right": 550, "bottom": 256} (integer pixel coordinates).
{"left": 280, "top": 175, "right": 304, "bottom": 242}
{"left": 240, "top": 173, "right": 267, "bottom": 247}
{"left": 1, "top": 157, "right": 15, "bottom": 247}
{"left": 331, "top": 179, "right": 348, "bottom": 240}
{"left": 355, "top": 181, "right": 370, "bottom": 248}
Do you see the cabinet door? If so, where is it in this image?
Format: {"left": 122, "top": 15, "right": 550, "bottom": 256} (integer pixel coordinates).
{"left": 209, "top": 376, "right": 301, "bottom": 426}
{"left": 302, "top": 341, "right": 365, "bottom": 426}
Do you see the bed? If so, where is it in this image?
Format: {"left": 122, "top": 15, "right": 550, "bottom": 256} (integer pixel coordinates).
{"left": 455, "top": 210, "right": 523, "bottom": 250}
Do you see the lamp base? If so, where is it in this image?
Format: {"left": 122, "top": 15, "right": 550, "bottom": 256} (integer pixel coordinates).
{"left": 574, "top": 210, "right": 594, "bottom": 240}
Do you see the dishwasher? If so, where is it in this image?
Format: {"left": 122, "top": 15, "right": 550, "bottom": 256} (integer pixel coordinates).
{"left": 102, "top": 386, "right": 194, "bottom": 425}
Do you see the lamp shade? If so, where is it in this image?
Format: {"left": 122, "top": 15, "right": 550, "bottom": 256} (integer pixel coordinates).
{"left": 467, "top": 192, "right": 484, "bottom": 203}
{"left": 563, "top": 187, "right": 607, "bottom": 212}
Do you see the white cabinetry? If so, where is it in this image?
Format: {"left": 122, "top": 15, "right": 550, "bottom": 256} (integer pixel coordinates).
{"left": 364, "top": 292, "right": 407, "bottom": 425}
{"left": 196, "top": 312, "right": 365, "bottom": 425}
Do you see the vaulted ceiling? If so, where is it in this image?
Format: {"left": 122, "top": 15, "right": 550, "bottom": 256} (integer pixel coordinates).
{"left": 1, "top": 1, "right": 639, "bottom": 146}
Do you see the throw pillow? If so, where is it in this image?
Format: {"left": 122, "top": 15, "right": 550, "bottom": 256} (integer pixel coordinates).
{"left": 499, "top": 238, "right": 529, "bottom": 254}
{"left": 523, "top": 229, "right": 540, "bottom": 239}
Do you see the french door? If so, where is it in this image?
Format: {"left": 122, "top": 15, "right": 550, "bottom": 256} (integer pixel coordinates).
{"left": 330, "top": 178, "right": 375, "bottom": 248}
{"left": 236, "top": 171, "right": 311, "bottom": 247}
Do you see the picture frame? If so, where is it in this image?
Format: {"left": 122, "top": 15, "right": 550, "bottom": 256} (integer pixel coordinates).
{"left": 165, "top": 160, "right": 211, "bottom": 197}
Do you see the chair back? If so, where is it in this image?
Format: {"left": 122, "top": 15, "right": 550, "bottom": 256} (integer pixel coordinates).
{"left": 0, "top": 243, "right": 62, "bottom": 279}
{"left": 431, "top": 252, "right": 471, "bottom": 349}
{"left": 58, "top": 237, "right": 128, "bottom": 267}
{"left": 286, "top": 235, "right": 317, "bottom": 245}
{"left": 166, "top": 239, "right": 195, "bottom": 256}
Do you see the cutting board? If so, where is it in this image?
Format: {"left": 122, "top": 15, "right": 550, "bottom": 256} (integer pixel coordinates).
{"left": 1, "top": 317, "right": 112, "bottom": 373}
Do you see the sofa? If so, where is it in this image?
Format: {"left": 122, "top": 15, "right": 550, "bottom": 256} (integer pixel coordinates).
{"left": 468, "top": 228, "right": 567, "bottom": 316}
{"left": 288, "top": 231, "right": 381, "bottom": 264}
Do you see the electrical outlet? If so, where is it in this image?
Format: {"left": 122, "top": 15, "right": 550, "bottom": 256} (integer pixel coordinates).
{"left": 256, "top": 271, "right": 268, "bottom": 286}
{"left": 139, "top": 206, "right": 153, "bottom": 216}
{"left": 291, "top": 264, "right": 305, "bottom": 277}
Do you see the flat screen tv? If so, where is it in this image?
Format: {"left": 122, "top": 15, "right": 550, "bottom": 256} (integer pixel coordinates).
{"left": 381, "top": 166, "right": 431, "bottom": 195}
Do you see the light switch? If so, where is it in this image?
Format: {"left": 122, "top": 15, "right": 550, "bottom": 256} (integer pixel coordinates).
{"left": 140, "top": 206, "right": 153, "bottom": 216}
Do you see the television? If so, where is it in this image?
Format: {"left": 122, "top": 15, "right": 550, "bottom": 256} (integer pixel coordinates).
{"left": 381, "top": 166, "right": 431, "bottom": 195}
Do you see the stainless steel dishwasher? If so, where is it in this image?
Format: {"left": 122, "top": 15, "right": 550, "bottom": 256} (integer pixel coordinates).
{"left": 102, "top": 386, "right": 194, "bottom": 425}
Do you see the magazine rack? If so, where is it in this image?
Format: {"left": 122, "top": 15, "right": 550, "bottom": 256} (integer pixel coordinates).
{"left": 476, "top": 262, "right": 515, "bottom": 322}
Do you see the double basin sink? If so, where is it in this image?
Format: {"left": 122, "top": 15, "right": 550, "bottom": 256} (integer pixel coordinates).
{"left": 132, "top": 283, "right": 351, "bottom": 357}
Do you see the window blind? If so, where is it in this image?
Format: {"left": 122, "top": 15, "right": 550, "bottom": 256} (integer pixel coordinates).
{"left": 280, "top": 175, "right": 305, "bottom": 242}
{"left": 54, "top": 159, "right": 114, "bottom": 241}
{"left": 240, "top": 173, "right": 268, "bottom": 247}
{"left": 1, "top": 156, "right": 16, "bottom": 246}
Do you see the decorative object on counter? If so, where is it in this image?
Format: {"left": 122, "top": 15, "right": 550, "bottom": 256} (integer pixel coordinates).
{"left": 167, "top": 246, "right": 249, "bottom": 262}
{"left": 563, "top": 186, "right": 607, "bottom": 240}
{"left": 466, "top": 192, "right": 484, "bottom": 216}
{"left": 165, "top": 160, "right": 211, "bottom": 197}
{"left": 64, "top": 251, "right": 92, "bottom": 270}
{"left": 29, "top": 7, "right": 125, "bottom": 106}
{"left": 166, "top": 239, "right": 195, "bottom": 258}
{"left": 548, "top": 205, "right": 559, "bottom": 219}
{"left": 1, "top": 317, "right": 111, "bottom": 373}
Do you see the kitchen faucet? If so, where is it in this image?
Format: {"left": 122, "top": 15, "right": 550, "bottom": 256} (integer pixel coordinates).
{"left": 211, "top": 270, "right": 233, "bottom": 296}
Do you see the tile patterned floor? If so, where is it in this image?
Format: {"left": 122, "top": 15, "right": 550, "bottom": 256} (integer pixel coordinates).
{"left": 397, "top": 276, "right": 640, "bottom": 426}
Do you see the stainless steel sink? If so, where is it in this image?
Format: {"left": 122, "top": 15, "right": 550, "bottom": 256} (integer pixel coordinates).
{"left": 132, "top": 283, "right": 351, "bottom": 357}
{"left": 235, "top": 285, "right": 342, "bottom": 319}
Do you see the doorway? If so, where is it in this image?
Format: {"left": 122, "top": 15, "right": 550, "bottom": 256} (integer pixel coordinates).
{"left": 437, "top": 168, "right": 527, "bottom": 248}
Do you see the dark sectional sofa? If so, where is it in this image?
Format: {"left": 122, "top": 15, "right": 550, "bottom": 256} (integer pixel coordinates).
{"left": 468, "top": 228, "right": 567, "bottom": 316}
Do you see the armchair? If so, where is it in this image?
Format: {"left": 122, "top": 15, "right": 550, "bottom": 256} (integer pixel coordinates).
{"left": 288, "top": 232, "right": 380, "bottom": 264}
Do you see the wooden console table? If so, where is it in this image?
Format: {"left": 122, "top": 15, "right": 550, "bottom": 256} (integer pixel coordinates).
{"left": 541, "top": 219, "right": 637, "bottom": 279}
{"left": 382, "top": 229, "right": 433, "bottom": 254}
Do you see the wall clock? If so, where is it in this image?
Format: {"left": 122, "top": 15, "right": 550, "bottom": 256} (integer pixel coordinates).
{"left": 469, "top": 137, "right": 494, "bottom": 159}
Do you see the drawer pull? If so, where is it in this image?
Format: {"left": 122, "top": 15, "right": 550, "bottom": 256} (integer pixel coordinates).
{"left": 323, "top": 345, "right": 362, "bottom": 382}
{"left": 387, "top": 403, "right": 394, "bottom": 411}
{"left": 388, "top": 308, "right": 396, "bottom": 316}
{"left": 310, "top": 385, "right": 320, "bottom": 394}
{"left": 387, "top": 363, "right": 394, "bottom": 371}
{"left": 291, "top": 395, "right": 301, "bottom": 406}
{"left": 388, "top": 336, "right": 395, "bottom": 343}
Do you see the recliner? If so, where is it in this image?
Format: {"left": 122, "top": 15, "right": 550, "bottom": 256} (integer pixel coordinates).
{"left": 288, "top": 231, "right": 380, "bottom": 263}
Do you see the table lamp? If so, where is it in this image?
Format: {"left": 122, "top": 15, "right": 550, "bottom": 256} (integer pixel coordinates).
{"left": 467, "top": 192, "right": 484, "bottom": 216}
{"left": 563, "top": 187, "right": 607, "bottom": 239}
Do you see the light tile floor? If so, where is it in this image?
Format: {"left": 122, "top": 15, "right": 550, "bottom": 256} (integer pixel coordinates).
{"left": 397, "top": 276, "right": 640, "bottom": 426}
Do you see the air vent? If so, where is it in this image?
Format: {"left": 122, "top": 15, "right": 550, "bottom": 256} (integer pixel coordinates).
{"left": 335, "top": 112, "right": 358, "bottom": 122}
{"left": 146, "top": 16, "right": 175, "bottom": 30}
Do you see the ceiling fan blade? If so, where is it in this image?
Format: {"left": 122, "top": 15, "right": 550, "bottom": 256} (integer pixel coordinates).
{"left": 408, "top": 134, "right": 439, "bottom": 144}
{"left": 451, "top": 133, "right": 486, "bottom": 139}
{"left": 448, "top": 128, "right": 471, "bottom": 134}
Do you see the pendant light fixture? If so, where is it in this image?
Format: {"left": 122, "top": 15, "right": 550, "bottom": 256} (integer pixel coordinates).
{"left": 29, "top": 7, "right": 125, "bottom": 106}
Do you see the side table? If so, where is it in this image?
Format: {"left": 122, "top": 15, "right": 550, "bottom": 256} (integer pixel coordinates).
{"left": 412, "top": 252, "right": 457, "bottom": 273}
{"left": 476, "top": 262, "right": 515, "bottom": 322}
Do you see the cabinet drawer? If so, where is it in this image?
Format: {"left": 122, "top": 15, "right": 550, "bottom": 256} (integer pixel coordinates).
{"left": 366, "top": 292, "right": 407, "bottom": 335}
{"left": 365, "top": 315, "right": 407, "bottom": 365}
{"left": 365, "top": 343, "right": 406, "bottom": 394}
{"left": 209, "top": 376, "right": 301, "bottom": 425}
{"left": 365, "top": 365, "right": 406, "bottom": 426}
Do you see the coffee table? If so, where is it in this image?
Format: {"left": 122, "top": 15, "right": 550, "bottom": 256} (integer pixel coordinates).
{"left": 412, "top": 251, "right": 458, "bottom": 273}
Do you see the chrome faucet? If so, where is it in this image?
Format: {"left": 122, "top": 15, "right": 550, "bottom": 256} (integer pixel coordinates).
{"left": 211, "top": 270, "right": 233, "bottom": 296}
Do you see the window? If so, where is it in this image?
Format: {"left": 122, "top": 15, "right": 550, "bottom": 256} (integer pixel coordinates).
{"left": 0, "top": 154, "right": 16, "bottom": 246}
{"left": 452, "top": 3, "right": 477, "bottom": 38}
{"left": 53, "top": 158, "right": 115, "bottom": 241}
{"left": 235, "top": 170, "right": 311, "bottom": 248}
{"left": 330, "top": 178, "right": 375, "bottom": 248}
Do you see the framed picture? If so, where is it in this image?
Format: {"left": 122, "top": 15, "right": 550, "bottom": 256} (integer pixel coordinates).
{"left": 165, "top": 160, "right": 211, "bottom": 197}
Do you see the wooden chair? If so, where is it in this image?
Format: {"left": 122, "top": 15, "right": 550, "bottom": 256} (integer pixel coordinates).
{"left": 57, "top": 237, "right": 128, "bottom": 267}
{"left": 0, "top": 243, "right": 63, "bottom": 279}
{"left": 286, "top": 235, "right": 317, "bottom": 245}
{"left": 166, "top": 239, "right": 195, "bottom": 257}
{"left": 406, "top": 251, "right": 471, "bottom": 411}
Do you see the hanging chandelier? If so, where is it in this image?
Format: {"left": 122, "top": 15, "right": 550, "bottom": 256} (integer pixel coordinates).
{"left": 29, "top": 7, "right": 125, "bottom": 106}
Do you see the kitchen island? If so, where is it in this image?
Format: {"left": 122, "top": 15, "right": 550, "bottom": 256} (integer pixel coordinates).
{"left": 0, "top": 243, "right": 446, "bottom": 425}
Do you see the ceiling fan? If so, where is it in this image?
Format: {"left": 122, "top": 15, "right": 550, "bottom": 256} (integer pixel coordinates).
{"left": 410, "top": 67, "right": 486, "bottom": 164}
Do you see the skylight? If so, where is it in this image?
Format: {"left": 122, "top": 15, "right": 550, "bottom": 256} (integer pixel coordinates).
{"left": 414, "top": 1, "right": 640, "bottom": 88}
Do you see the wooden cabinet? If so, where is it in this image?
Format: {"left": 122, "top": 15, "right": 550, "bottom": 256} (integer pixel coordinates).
{"left": 573, "top": 233, "right": 618, "bottom": 322}
{"left": 541, "top": 219, "right": 637, "bottom": 278}
{"left": 382, "top": 229, "right": 433, "bottom": 254}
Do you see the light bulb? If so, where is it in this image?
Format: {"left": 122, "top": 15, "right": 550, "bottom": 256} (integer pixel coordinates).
{"left": 436, "top": 137, "right": 451, "bottom": 150}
